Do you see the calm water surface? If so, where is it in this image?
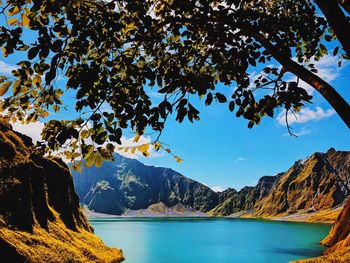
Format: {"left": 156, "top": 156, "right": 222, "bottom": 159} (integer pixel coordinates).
{"left": 90, "top": 218, "right": 330, "bottom": 263}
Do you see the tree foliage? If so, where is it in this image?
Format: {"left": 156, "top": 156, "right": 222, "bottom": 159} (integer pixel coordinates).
{"left": 0, "top": 0, "right": 349, "bottom": 168}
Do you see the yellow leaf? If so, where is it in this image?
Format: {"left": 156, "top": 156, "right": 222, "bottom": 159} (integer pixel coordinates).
{"left": 140, "top": 143, "right": 149, "bottom": 153}
{"left": 52, "top": 105, "right": 60, "bottom": 112}
{"left": 0, "top": 81, "right": 12, "bottom": 96}
{"left": 80, "top": 130, "right": 90, "bottom": 139}
{"left": 86, "top": 151, "right": 95, "bottom": 168}
{"left": 8, "top": 18, "right": 18, "bottom": 26}
{"left": 177, "top": 158, "right": 183, "bottom": 163}
{"left": 21, "top": 13, "right": 30, "bottom": 28}
{"left": 33, "top": 75, "right": 42, "bottom": 86}
{"left": 154, "top": 142, "right": 161, "bottom": 151}
{"left": 1, "top": 47, "right": 7, "bottom": 58}
{"left": 12, "top": 80, "right": 21, "bottom": 95}
{"left": 95, "top": 153, "right": 103, "bottom": 167}
{"left": 7, "top": 6, "right": 20, "bottom": 16}
{"left": 72, "top": 160, "right": 82, "bottom": 172}
{"left": 133, "top": 134, "right": 140, "bottom": 143}
{"left": 41, "top": 111, "right": 49, "bottom": 118}
{"left": 131, "top": 147, "right": 136, "bottom": 154}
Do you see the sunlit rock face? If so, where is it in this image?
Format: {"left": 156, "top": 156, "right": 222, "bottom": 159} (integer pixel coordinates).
{"left": 254, "top": 149, "right": 350, "bottom": 217}
{"left": 210, "top": 149, "right": 350, "bottom": 217}
{"left": 210, "top": 175, "right": 282, "bottom": 216}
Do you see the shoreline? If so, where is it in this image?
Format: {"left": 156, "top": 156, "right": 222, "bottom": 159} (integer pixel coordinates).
{"left": 84, "top": 208, "right": 339, "bottom": 224}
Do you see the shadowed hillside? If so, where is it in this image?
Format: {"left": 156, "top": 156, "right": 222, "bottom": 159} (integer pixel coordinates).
{"left": 73, "top": 154, "right": 219, "bottom": 215}
{"left": 0, "top": 118, "right": 123, "bottom": 262}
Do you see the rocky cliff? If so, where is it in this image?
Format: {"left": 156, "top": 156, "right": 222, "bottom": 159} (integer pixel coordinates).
{"left": 254, "top": 149, "right": 349, "bottom": 217}
{"left": 73, "top": 154, "right": 219, "bottom": 215}
{"left": 295, "top": 197, "right": 350, "bottom": 263}
{"left": 210, "top": 175, "right": 282, "bottom": 216}
{"left": 210, "top": 149, "right": 350, "bottom": 219}
{"left": 0, "top": 118, "right": 123, "bottom": 262}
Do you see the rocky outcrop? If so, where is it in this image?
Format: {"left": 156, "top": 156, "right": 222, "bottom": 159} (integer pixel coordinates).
{"left": 254, "top": 150, "right": 349, "bottom": 217}
{"left": 122, "top": 202, "right": 208, "bottom": 217}
{"left": 0, "top": 118, "right": 123, "bottom": 262}
{"left": 295, "top": 197, "right": 350, "bottom": 263}
{"left": 322, "top": 197, "right": 350, "bottom": 249}
{"left": 210, "top": 149, "right": 350, "bottom": 218}
{"left": 73, "top": 154, "right": 219, "bottom": 215}
{"left": 210, "top": 175, "right": 282, "bottom": 216}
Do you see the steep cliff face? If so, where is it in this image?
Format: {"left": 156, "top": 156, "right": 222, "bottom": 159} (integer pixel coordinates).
{"left": 73, "top": 154, "right": 219, "bottom": 215}
{"left": 254, "top": 150, "right": 349, "bottom": 217}
{"left": 0, "top": 119, "right": 123, "bottom": 262}
{"left": 322, "top": 197, "right": 350, "bottom": 251}
{"left": 210, "top": 175, "right": 281, "bottom": 216}
{"left": 210, "top": 149, "right": 350, "bottom": 218}
{"left": 295, "top": 197, "right": 350, "bottom": 263}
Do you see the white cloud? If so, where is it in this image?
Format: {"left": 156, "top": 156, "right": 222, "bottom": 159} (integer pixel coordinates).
{"left": 0, "top": 60, "right": 17, "bottom": 75}
{"left": 277, "top": 106, "right": 335, "bottom": 126}
{"left": 211, "top": 185, "right": 226, "bottom": 192}
{"left": 10, "top": 119, "right": 163, "bottom": 160}
{"left": 235, "top": 156, "right": 248, "bottom": 163}
{"left": 291, "top": 55, "right": 343, "bottom": 95}
{"left": 282, "top": 126, "right": 312, "bottom": 137}
{"left": 11, "top": 121, "right": 44, "bottom": 143}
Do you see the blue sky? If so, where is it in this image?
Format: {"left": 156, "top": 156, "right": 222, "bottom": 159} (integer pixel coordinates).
{"left": 1, "top": 19, "right": 349, "bottom": 191}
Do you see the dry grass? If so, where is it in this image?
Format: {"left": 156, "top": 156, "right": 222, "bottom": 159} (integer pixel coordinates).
{"left": 292, "top": 246, "right": 350, "bottom": 263}
{"left": 0, "top": 211, "right": 124, "bottom": 263}
{"left": 0, "top": 118, "right": 124, "bottom": 262}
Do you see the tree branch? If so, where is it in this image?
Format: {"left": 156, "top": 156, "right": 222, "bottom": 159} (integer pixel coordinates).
{"left": 247, "top": 27, "right": 350, "bottom": 129}
{"left": 315, "top": 0, "right": 350, "bottom": 57}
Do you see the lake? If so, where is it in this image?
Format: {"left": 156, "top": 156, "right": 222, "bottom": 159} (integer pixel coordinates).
{"left": 90, "top": 218, "right": 330, "bottom": 263}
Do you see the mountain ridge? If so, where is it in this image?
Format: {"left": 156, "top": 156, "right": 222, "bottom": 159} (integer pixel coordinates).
{"left": 73, "top": 153, "right": 219, "bottom": 215}
{"left": 72, "top": 147, "right": 350, "bottom": 222}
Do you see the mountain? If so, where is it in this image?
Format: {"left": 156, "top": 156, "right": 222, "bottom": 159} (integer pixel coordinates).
{"left": 73, "top": 148, "right": 350, "bottom": 219}
{"left": 210, "top": 148, "right": 350, "bottom": 220}
{"left": 210, "top": 175, "right": 282, "bottom": 216}
{"left": 72, "top": 154, "right": 219, "bottom": 215}
{"left": 0, "top": 118, "right": 123, "bottom": 262}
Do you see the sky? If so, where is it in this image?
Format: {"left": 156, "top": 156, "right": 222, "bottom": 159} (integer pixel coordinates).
{"left": 1, "top": 15, "right": 349, "bottom": 192}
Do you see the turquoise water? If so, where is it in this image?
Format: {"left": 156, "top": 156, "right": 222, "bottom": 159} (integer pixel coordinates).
{"left": 90, "top": 218, "right": 330, "bottom": 263}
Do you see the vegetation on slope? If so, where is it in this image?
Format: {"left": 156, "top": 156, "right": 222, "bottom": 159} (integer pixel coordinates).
{"left": 0, "top": 118, "right": 123, "bottom": 262}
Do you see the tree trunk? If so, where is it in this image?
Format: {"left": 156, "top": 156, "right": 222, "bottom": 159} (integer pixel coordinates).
{"left": 251, "top": 31, "right": 350, "bottom": 129}
{"left": 338, "top": 0, "right": 350, "bottom": 15}
{"left": 316, "top": 0, "right": 350, "bottom": 57}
